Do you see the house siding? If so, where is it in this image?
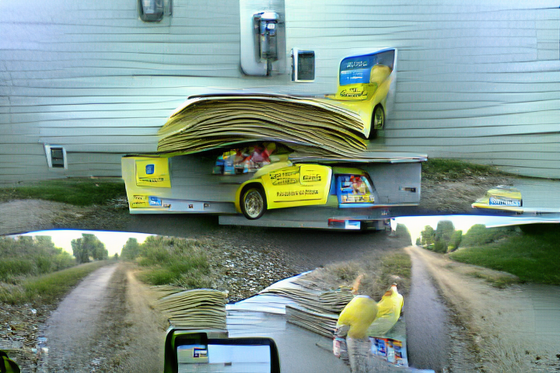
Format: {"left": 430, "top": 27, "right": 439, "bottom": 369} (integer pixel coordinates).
{"left": 1, "top": 0, "right": 559, "bottom": 182}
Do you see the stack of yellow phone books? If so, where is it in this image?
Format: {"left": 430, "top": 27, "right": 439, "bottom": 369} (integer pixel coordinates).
{"left": 155, "top": 287, "right": 228, "bottom": 330}
{"left": 157, "top": 94, "right": 368, "bottom": 159}
{"left": 259, "top": 287, "right": 353, "bottom": 337}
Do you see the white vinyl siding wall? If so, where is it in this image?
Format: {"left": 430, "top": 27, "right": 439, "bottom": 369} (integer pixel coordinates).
{"left": 1, "top": 0, "right": 559, "bottom": 182}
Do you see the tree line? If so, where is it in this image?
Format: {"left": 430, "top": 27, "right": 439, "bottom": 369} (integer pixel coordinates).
{"left": 119, "top": 236, "right": 211, "bottom": 288}
{"left": 417, "top": 222, "right": 518, "bottom": 253}
{"left": 0, "top": 236, "right": 75, "bottom": 282}
{"left": 71, "top": 233, "right": 109, "bottom": 263}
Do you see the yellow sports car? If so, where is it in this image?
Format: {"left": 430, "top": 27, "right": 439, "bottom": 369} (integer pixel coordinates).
{"left": 235, "top": 161, "right": 376, "bottom": 219}
{"left": 472, "top": 185, "right": 523, "bottom": 212}
{"left": 325, "top": 48, "right": 397, "bottom": 139}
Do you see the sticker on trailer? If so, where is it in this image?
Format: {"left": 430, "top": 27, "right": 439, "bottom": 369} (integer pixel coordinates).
{"left": 489, "top": 196, "right": 521, "bottom": 207}
{"left": 149, "top": 196, "right": 162, "bottom": 206}
{"left": 131, "top": 195, "right": 150, "bottom": 208}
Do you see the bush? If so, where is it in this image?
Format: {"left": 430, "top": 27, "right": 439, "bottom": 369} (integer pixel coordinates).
{"left": 395, "top": 224, "right": 412, "bottom": 246}
{"left": 53, "top": 253, "right": 77, "bottom": 271}
{"left": 434, "top": 240, "right": 447, "bottom": 253}
{"left": 447, "top": 230, "right": 463, "bottom": 252}
{"left": 0, "top": 261, "right": 107, "bottom": 305}
{"left": 461, "top": 225, "right": 518, "bottom": 247}
{"left": 0, "top": 259, "right": 35, "bottom": 282}
{"left": 36, "top": 256, "right": 53, "bottom": 274}
{"left": 450, "top": 229, "right": 560, "bottom": 285}
{"left": 140, "top": 268, "right": 177, "bottom": 285}
{"left": 134, "top": 237, "right": 211, "bottom": 289}
{"left": 0, "top": 236, "right": 77, "bottom": 283}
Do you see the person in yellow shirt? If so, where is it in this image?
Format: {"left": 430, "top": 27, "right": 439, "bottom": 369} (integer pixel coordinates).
{"left": 1, "top": 351, "right": 20, "bottom": 373}
{"left": 367, "top": 283, "right": 404, "bottom": 337}
{"left": 334, "top": 274, "right": 378, "bottom": 372}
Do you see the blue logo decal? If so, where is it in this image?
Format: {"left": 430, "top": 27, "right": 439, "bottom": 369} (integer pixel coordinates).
{"left": 149, "top": 196, "right": 162, "bottom": 206}
{"left": 146, "top": 164, "right": 155, "bottom": 175}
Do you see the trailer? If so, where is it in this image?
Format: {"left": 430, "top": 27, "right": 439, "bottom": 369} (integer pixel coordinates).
{"left": 121, "top": 143, "right": 426, "bottom": 230}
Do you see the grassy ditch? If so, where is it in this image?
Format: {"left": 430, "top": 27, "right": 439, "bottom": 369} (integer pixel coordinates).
{"left": 300, "top": 250, "right": 412, "bottom": 300}
{"left": 134, "top": 236, "right": 212, "bottom": 289}
{"left": 0, "top": 178, "right": 126, "bottom": 206}
{"left": 0, "top": 260, "right": 109, "bottom": 304}
{"left": 449, "top": 227, "right": 560, "bottom": 285}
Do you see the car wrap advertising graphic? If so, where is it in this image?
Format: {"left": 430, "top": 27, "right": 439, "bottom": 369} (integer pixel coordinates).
{"left": 334, "top": 50, "right": 394, "bottom": 105}
{"left": 130, "top": 195, "right": 167, "bottom": 209}
{"left": 276, "top": 189, "right": 319, "bottom": 197}
{"left": 338, "top": 175, "right": 375, "bottom": 204}
{"left": 270, "top": 167, "right": 300, "bottom": 186}
{"left": 370, "top": 337, "right": 408, "bottom": 367}
{"left": 135, "top": 158, "right": 171, "bottom": 188}
{"left": 131, "top": 195, "right": 149, "bottom": 208}
{"left": 262, "top": 164, "right": 331, "bottom": 206}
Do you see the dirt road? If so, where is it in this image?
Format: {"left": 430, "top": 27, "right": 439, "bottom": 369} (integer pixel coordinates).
{"left": 407, "top": 245, "right": 560, "bottom": 373}
{"left": 405, "top": 247, "right": 451, "bottom": 371}
{"left": 39, "top": 263, "right": 167, "bottom": 373}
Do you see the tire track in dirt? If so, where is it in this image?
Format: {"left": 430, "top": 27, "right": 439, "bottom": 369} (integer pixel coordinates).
{"left": 41, "top": 265, "right": 119, "bottom": 372}
{"left": 405, "top": 246, "right": 450, "bottom": 371}
{"left": 406, "top": 245, "right": 560, "bottom": 372}
{"left": 39, "top": 263, "right": 167, "bottom": 373}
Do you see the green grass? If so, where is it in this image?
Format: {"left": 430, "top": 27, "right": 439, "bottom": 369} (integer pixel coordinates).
{"left": 0, "top": 261, "right": 108, "bottom": 304}
{"left": 422, "top": 158, "right": 509, "bottom": 182}
{"left": 378, "top": 252, "right": 412, "bottom": 285}
{"left": 467, "top": 271, "right": 519, "bottom": 289}
{"left": 355, "top": 251, "right": 412, "bottom": 298}
{"left": 0, "top": 259, "right": 36, "bottom": 281}
{"left": 139, "top": 264, "right": 211, "bottom": 288}
{"left": 461, "top": 225, "right": 518, "bottom": 247}
{"left": 0, "top": 178, "right": 126, "bottom": 206}
{"left": 449, "top": 229, "right": 560, "bottom": 285}
{"left": 0, "top": 236, "right": 78, "bottom": 282}
{"left": 303, "top": 250, "right": 412, "bottom": 300}
{"left": 133, "top": 236, "right": 212, "bottom": 289}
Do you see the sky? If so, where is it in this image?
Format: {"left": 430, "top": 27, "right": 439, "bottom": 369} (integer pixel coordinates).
{"left": 19, "top": 229, "right": 153, "bottom": 257}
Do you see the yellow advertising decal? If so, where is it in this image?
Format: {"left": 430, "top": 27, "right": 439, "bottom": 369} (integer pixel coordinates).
{"left": 320, "top": 53, "right": 395, "bottom": 134}
{"left": 262, "top": 164, "right": 331, "bottom": 208}
{"left": 268, "top": 166, "right": 300, "bottom": 186}
{"left": 130, "top": 195, "right": 150, "bottom": 208}
{"left": 334, "top": 65, "right": 391, "bottom": 100}
{"left": 135, "top": 158, "right": 171, "bottom": 188}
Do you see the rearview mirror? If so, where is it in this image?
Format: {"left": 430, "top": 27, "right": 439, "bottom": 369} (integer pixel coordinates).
{"left": 163, "top": 328, "right": 280, "bottom": 372}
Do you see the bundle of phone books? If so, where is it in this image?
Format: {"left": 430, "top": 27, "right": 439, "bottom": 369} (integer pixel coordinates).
{"left": 155, "top": 287, "right": 228, "bottom": 330}
{"left": 157, "top": 94, "right": 368, "bottom": 159}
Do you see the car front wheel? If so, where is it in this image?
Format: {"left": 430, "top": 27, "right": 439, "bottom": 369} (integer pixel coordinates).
{"left": 241, "top": 186, "right": 267, "bottom": 219}
{"left": 369, "top": 105, "right": 385, "bottom": 139}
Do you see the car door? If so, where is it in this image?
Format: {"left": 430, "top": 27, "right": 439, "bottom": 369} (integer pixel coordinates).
{"left": 262, "top": 164, "right": 332, "bottom": 209}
